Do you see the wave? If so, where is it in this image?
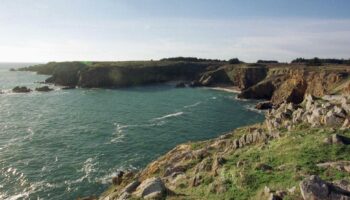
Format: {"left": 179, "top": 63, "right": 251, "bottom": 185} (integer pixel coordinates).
{"left": 151, "top": 112, "right": 184, "bottom": 121}
{"left": 183, "top": 101, "right": 201, "bottom": 108}
{"left": 244, "top": 105, "right": 265, "bottom": 114}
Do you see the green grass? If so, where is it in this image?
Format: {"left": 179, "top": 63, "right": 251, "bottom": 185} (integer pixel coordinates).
{"left": 172, "top": 125, "right": 350, "bottom": 200}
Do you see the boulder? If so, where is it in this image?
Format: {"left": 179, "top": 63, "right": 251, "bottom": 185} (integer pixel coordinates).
{"left": 300, "top": 175, "right": 350, "bottom": 200}
{"left": 324, "top": 134, "right": 350, "bottom": 145}
{"left": 255, "top": 101, "right": 273, "bottom": 110}
{"left": 12, "top": 86, "right": 31, "bottom": 93}
{"left": 134, "top": 177, "right": 167, "bottom": 200}
{"left": 163, "top": 165, "right": 186, "bottom": 177}
{"left": 112, "top": 171, "right": 125, "bottom": 186}
{"left": 122, "top": 180, "right": 141, "bottom": 193}
{"left": 317, "top": 161, "right": 350, "bottom": 173}
{"left": 323, "top": 110, "right": 345, "bottom": 127}
{"left": 35, "top": 86, "right": 53, "bottom": 92}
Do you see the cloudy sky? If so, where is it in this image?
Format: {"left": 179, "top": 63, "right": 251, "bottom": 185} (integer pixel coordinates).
{"left": 0, "top": 0, "right": 349, "bottom": 62}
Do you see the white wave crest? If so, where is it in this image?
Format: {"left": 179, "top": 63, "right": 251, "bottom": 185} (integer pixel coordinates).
{"left": 151, "top": 112, "right": 184, "bottom": 121}
{"left": 184, "top": 101, "right": 201, "bottom": 108}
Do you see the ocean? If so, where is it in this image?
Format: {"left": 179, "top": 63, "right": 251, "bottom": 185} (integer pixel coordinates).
{"left": 0, "top": 63, "right": 264, "bottom": 199}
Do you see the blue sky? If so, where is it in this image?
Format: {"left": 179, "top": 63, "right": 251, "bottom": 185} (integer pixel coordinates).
{"left": 0, "top": 0, "right": 350, "bottom": 62}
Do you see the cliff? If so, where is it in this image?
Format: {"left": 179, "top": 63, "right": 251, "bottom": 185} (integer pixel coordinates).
{"left": 94, "top": 95, "right": 350, "bottom": 200}
{"left": 20, "top": 61, "right": 223, "bottom": 87}
{"left": 20, "top": 61, "right": 350, "bottom": 107}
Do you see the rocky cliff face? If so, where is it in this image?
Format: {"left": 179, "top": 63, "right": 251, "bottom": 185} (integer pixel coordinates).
{"left": 21, "top": 62, "right": 350, "bottom": 106}
{"left": 239, "top": 66, "right": 350, "bottom": 106}
{"left": 195, "top": 64, "right": 268, "bottom": 89}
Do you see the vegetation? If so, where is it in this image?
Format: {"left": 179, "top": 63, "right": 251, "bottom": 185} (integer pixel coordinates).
{"left": 291, "top": 57, "right": 350, "bottom": 65}
{"left": 169, "top": 125, "right": 350, "bottom": 200}
{"left": 228, "top": 58, "right": 243, "bottom": 64}
{"left": 257, "top": 60, "right": 279, "bottom": 64}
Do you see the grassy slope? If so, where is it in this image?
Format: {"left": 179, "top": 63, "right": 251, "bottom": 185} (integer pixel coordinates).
{"left": 164, "top": 125, "right": 350, "bottom": 200}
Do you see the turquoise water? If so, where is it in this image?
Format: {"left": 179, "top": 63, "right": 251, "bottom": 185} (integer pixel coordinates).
{"left": 0, "top": 63, "right": 264, "bottom": 200}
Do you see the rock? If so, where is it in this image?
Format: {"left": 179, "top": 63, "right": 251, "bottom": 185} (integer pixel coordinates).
{"left": 288, "top": 186, "right": 297, "bottom": 194}
{"left": 323, "top": 110, "right": 345, "bottom": 127}
{"left": 164, "top": 165, "right": 186, "bottom": 177}
{"left": 325, "top": 134, "right": 350, "bottom": 145}
{"left": 35, "top": 86, "right": 53, "bottom": 92}
{"left": 122, "top": 180, "right": 141, "bottom": 193}
{"left": 175, "top": 82, "right": 186, "bottom": 88}
{"left": 116, "top": 192, "right": 131, "bottom": 200}
{"left": 212, "top": 156, "right": 226, "bottom": 175}
{"left": 300, "top": 175, "right": 350, "bottom": 200}
{"left": 195, "top": 157, "right": 213, "bottom": 173}
{"left": 268, "top": 194, "right": 283, "bottom": 200}
{"left": 342, "top": 118, "right": 350, "bottom": 129}
{"left": 192, "top": 148, "right": 209, "bottom": 160}
{"left": 9, "top": 68, "right": 15, "bottom": 71}
{"left": 112, "top": 171, "right": 124, "bottom": 185}
{"left": 271, "top": 77, "right": 307, "bottom": 105}
{"left": 12, "top": 86, "right": 31, "bottom": 93}
{"left": 317, "top": 161, "right": 350, "bottom": 173}
{"left": 134, "top": 177, "right": 167, "bottom": 200}
{"left": 191, "top": 174, "right": 203, "bottom": 187}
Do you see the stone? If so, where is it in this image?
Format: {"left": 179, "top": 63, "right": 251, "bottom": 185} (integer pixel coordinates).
{"left": 191, "top": 174, "right": 203, "bottom": 187}
{"left": 324, "top": 110, "right": 345, "bottom": 127}
{"left": 117, "top": 192, "right": 131, "bottom": 200}
{"left": 35, "top": 86, "right": 53, "bottom": 92}
{"left": 300, "top": 175, "right": 350, "bottom": 200}
{"left": 164, "top": 165, "right": 186, "bottom": 177}
{"left": 12, "top": 86, "right": 31, "bottom": 93}
{"left": 122, "top": 180, "right": 141, "bottom": 193}
{"left": 195, "top": 158, "right": 213, "bottom": 173}
{"left": 255, "top": 101, "right": 273, "bottom": 110}
{"left": 212, "top": 156, "right": 226, "bottom": 175}
{"left": 269, "top": 194, "right": 283, "bottom": 200}
{"left": 112, "top": 171, "right": 124, "bottom": 185}
{"left": 134, "top": 177, "right": 167, "bottom": 200}
{"left": 330, "top": 134, "right": 350, "bottom": 145}
{"left": 316, "top": 161, "right": 350, "bottom": 173}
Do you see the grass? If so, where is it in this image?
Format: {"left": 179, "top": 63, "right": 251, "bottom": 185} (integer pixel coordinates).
{"left": 171, "top": 125, "right": 350, "bottom": 200}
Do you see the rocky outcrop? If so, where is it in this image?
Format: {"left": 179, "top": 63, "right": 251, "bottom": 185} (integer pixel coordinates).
{"left": 134, "top": 177, "right": 167, "bottom": 199}
{"left": 317, "top": 161, "right": 350, "bottom": 173}
{"left": 35, "top": 86, "right": 53, "bottom": 92}
{"left": 266, "top": 94, "right": 350, "bottom": 131}
{"left": 300, "top": 175, "right": 350, "bottom": 200}
{"left": 255, "top": 101, "right": 273, "bottom": 110}
{"left": 12, "top": 86, "right": 31, "bottom": 93}
{"left": 271, "top": 76, "right": 307, "bottom": 105}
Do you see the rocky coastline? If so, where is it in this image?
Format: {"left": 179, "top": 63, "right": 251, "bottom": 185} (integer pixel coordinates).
{"left": 16, "top": 60, "right": 350, "bottom": 199}
{"left": 89, "top": 94, "right": 350, "bottom": 200}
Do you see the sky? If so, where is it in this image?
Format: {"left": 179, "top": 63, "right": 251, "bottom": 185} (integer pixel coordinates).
{"left": 0, "top": 0, "right": 350, "bottom": 62}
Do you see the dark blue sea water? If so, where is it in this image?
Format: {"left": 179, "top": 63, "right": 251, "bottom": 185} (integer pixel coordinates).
{"left": 0, "top": 63, "right": 264, "bottom": 200}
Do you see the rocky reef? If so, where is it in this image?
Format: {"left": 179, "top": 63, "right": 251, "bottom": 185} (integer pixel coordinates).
{"left": 86, "top": 94, "right": 350, "bottom": 200}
